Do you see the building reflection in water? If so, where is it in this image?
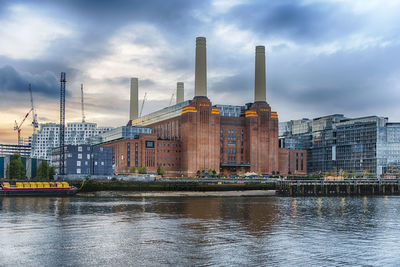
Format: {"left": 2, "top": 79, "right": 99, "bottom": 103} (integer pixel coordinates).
{"left": 291, "top": 198, "right": 297, "bottom": 218}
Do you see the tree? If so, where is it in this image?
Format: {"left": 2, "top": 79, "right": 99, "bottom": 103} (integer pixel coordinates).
{"left": 130, "top": 166, "right": 136, "bottom": 173}
{"left": 48, "top": 166, "right": 55, "bottom": 180}
{"left": 351, "top": 170, "right": 356, "bottom": 178}
{"left": 138, "top": 166, "right": 147, "bottom": 174}
{"left": 35, "top": 161, "right": 54, "bottom": 180}
{"left": 208, "top": 168, "right": 213, "bottom": 176}
{"left": 363, "top": 170, "right": 370, "bottom": 178}
{"left": 36, "top": 161, "right": 49, "bottom": 179}
{"left": 196, "top": 170, "right": 201, "bottom": 177}
{"left": 157, "top": 165, "right": 165, "bottom": 176}
{"left": 7, "top": 153, "right": 26, "bottom": 179}
{"left": 212, "top": 169, "right": 217, "bottom": 177}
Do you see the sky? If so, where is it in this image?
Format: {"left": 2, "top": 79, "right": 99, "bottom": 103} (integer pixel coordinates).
{"left": 1, "top": 0, "right": 400, "bottom": 144}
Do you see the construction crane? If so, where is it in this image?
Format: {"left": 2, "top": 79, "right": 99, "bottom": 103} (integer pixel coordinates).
{"left": 140, "top": 92, "right": 147, "bottom": 117}
{"left": 169, "top": 92, "right": 174, "bottom": 106}
{"left": 14, "top": 108, "right": 33, "bottom": 145}
{"left": 59, "top": 72, "right": 66, "bottom": 175}
{"left": 81, "top": 83, "right": 85, "bottom": 123}
{"left": 28, "top": 84, "right": 38, "bottom": 134}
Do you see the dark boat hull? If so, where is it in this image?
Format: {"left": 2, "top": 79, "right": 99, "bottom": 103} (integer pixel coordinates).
{"left": 0, "top": 188, "right": 78, "bottom": 197}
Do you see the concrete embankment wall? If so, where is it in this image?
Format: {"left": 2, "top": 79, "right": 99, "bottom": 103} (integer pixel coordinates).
{"left": 72, "top": 180, "right": 276, "bottom": 192}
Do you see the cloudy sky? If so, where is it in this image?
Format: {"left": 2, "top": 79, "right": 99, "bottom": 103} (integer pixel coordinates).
{"left": 1, "top": 0, "right": 400, "bottom": 144}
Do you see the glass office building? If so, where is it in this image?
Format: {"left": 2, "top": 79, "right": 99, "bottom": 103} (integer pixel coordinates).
{"left": 279, "top": 115, "right": 400, "bottom": 177}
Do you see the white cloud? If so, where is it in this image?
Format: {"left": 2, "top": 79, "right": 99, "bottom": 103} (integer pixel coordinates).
{"left": 0, "top": 4, "right": 75, "bottom": 60}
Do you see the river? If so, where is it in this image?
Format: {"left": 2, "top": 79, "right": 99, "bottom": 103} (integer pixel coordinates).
{"left": 1, "top": 195, "right": 399, "bottom": 266}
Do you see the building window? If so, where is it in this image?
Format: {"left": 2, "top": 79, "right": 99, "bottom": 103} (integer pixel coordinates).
{"left": 78, "top": 146, "right": 82, "bottom": 152}
{"left": 296, "top": 153, "right": 299, "bottom": 171}
{"left": 77, "top": 161, "right": 81, "bottom": 166}
{"left": 301, "top": 153, "right": 304, "bottom": 171}
{"left": 77, "top": 168, "right": 81, "bottom": 174}
{"left": 78, "top": 153, "right": 82, "bottom": 159}
{"left": 135, "top": 142, "right": 138, "bottom": 167}
{"left": 127, "top": 142, "right": 130, "bottom": 167}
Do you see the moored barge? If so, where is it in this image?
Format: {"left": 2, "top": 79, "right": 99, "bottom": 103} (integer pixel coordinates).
{"left": 0, "top": 181, "right": 78, "bottom": 196}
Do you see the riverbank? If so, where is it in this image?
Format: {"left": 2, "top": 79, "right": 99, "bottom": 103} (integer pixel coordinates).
{"left": 71, "top": 180, "right": 276, "bottom": 192}
{"left": 77, "top": 190, "right": 276, "bottom": 197}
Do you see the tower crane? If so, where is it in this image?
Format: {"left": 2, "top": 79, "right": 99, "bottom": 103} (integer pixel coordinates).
{"left": 140, "top": 92, "right": 147, "bottom": 117}
{"left": 169, "top": 92, "right": 174, "bottom": 106}
{"left": 14, "top": 108, "right": 33, "bottom": 145}
{"left": 81, "top": 83, "right": 86, "bottom": 123}
{"left": 28, "top": 84, "right": 38, "bottom": 134}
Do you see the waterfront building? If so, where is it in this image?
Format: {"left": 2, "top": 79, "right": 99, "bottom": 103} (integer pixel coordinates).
{"left": 279, "top": 115, "right": 400, "bottom": 177}
{"left": 99, "top": 37, "right": 307, "bottom": 177}
{"left": 52, "top": 144, "right": 113, "bottom": 176}
{"left": 31, "top": 122, "right": 113, "bottom": 161}
{"left": 0, "top": 144, "right": 31, "bottom": 158}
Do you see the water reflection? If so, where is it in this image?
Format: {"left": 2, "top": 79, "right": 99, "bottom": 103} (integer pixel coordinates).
{"left": 1, "top": 196, "right": 400, "bottom": 266}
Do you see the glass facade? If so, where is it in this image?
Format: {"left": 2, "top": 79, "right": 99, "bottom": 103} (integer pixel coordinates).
{"left": 90, "top": 126, "right": 151, "bottom": 145}
{"left": 280, "top": 115, "right": 400, "bottom": 177}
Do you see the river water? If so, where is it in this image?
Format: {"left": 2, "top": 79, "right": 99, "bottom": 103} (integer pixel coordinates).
{"left": 1, "top": 195, "right": 399, "bottom": 266}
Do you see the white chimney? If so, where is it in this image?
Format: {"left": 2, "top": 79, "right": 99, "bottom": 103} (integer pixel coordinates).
{"left": 129, "top": 78, "right": 138, "bottom": 120}
{"left": 194, "top": 37, "right": 207, "bottom": 97}
{"left": 176, "top": 82, "right": 184, "bottom": 104}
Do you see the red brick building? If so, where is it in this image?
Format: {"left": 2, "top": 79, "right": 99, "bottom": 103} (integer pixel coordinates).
{"left": 100, "top": 37, "right": 306, "bottom": 177}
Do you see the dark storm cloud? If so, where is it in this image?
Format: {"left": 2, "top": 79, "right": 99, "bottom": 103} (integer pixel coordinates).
{"left": 0, "top": 65, "right": 59, "bottom": 97}
{"left": 27, "top": 0, "right": 209, "bottom": 45}
{"left": 268, "top": 43, "right": 400, "bottom": 114}
{"left": 228, "top": 0, "right": 362, "bottom": 43}
{"left": 1, "top": 0, "right": 400, "bottom": 125}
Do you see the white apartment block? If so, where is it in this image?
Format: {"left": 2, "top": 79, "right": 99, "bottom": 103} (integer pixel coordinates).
{"left": 31, "top": 122, "right": 113, "bottom": 161}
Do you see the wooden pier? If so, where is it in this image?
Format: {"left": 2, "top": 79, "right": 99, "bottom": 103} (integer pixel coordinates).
{"left": 277, "top": 179, "right": 400, "bottom": 196}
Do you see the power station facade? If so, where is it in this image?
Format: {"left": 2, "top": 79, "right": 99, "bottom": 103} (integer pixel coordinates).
{"left": 99, "top": 37, "right": 307, "bottom": 177}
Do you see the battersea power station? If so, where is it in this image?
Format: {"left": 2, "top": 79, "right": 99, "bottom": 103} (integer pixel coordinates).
{"left": 96, "top": 37, "right": 307, "bottom": 177}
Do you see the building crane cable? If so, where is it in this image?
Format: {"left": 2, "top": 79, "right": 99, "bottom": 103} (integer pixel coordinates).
{"left": 140, "top": 92, "right": 147, "bottom": 117}
{"left": 28, "top": 83, "right": 38, "bottom": 134}
{"left": 169, "top": 92, "right": 174, "bottom": 106}
{"left": 81, "top": 83, "right": 85, "bottom": 123}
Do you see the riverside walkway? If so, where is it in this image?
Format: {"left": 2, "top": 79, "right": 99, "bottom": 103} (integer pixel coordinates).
{"left": 277, "top": 179, "right": 400, "bottom": 196}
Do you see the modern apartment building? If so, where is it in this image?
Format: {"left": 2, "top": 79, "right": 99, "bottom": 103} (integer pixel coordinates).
{"left": 52, "top": 144, "right": 113, "bottom": 175}
{"left": 31, "top": 122, "right": 113, "bottom": 161}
